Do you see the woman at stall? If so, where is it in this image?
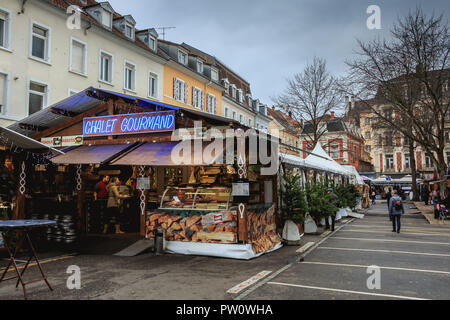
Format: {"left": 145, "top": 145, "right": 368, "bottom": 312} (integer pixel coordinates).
{"left": 104, "top": 177, "right": 130, "bottom": 234}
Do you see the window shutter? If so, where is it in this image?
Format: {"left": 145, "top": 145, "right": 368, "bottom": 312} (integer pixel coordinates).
{"left": 201, "top": 91, "right": 205, "bottom": 111}
{"left": 192, "top": 87, "right": 197, "bottom": 108}
{"left": 184, "top": 83, "right": 188, "bottom": 103}
{"left": 213, "top": 97, "right": 217, "bottom": 114}
{"left": 173, "top": 78, "right": 178, "bottom": 99}
{"left": 71, "top": 41, "right": 84, "bottom": 74}
{"left": 206, "top": 94, "right": 211, "bottom": 113}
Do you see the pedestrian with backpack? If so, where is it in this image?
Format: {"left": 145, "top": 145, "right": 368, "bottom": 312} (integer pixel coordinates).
{"left": 389, "top": 190, "right": 404, "bottom": 233}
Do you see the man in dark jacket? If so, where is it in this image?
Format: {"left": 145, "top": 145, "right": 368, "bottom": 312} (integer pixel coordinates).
{"left": 386, "top": 188, "right": 393, "bottom": 221}
{"left": 325, "top": 188, "right": 339, "bottom": 232}
{"left": 389, "top": 190, "right": 405, "bottom": 233}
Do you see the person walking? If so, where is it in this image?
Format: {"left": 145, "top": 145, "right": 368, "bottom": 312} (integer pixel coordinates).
{"left": 389, "top": 190, "right": 405, "bottom": 233}
{"left": 371, "top": 190, "right": 376, "bottom": 205}
{"left": 386, "top": 188, "right": 393, "bottom": 221}
{"left": 325, "top": 188, "right": 339, "bottom": 232}
{"left": 432, "top": 190, "right": 441, "bottom": 219}
{"left": 104, "top": 177, "right": 129, "bottom": 234}
{"left": 422, "top": 185, "right": 430, "bottom": 205}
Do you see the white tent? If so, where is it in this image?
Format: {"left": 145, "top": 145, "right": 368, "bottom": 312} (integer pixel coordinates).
{"left": 280, "top": 153, "right": 305, "bottom": 168}
{"left": 342, "top": 165, "right": 365, "bottom": 185}
{"left": 304, "top": 143, "right": 354, "bottom": 177}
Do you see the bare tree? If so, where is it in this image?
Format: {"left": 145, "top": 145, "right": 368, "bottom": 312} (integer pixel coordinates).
{"left": 346, "top": 8, "right": 450, "bottom": 196}
{"left": 275, "top": 56, "right": 343, "bottom": 147}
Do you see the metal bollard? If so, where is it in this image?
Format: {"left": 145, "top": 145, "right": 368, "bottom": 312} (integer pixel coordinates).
{"left": 155, "top": 227, "right": 165, "bottom": 255}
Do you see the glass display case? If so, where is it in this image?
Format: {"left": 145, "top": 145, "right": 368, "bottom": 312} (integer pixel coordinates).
{"left": 159, "top": 186, "right": 232, "bottom": 211}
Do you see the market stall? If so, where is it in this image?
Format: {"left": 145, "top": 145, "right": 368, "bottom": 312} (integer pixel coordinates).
{"left": 8, "top": 87, "right": 282, "bottom": 259}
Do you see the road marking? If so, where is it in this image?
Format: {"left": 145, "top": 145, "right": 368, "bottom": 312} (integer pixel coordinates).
{"left": 340, "top": 229, "right": 450, "bottom": 237}
{"left": 318, "top": 246, "right": 450, "bottom": 257}
{"left": 330, "top": 236, "right": 450, "bottom": 246}
{"left": 296, "top": 242, "right": 315, "bottom": 253}
{"left": 227, "top": 271, "right": 272, "bottom": 294}
{"left": 321, "top": 231, "right": 331, "bottom": 238}
{"left": 346, "top": 224, "right": 450, "bottom": 231}
{"left": 267, "top": 282, "right": 428, "bottom": 300}
{"left": 300, "top": 261, "right": 450, "bottom": 275}
{"left": 233, "top": 218, "right": 355, "bottom": 300}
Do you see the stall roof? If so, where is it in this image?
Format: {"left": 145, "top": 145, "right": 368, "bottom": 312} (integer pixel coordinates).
{"left": 304, "top": 144, "right": 353, "bottom": 176}
{"left": 0, "top": 126, "right": 63, "bottom": 155}
{"left": 110, "top": 141, "right": 229, "bottom": 166}
{"left": 342, "top": 165, "right": 365, "bottom": 185}
{"left": 280, "top": 153, "right": 305, "bottom": 168}
{"left": 8, "top": 87, "right": 243, "bottom": 138}
{"left": 50, "top": 144, "right": 137, "bottom": 165}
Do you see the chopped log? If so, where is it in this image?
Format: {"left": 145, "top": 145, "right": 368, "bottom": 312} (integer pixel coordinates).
{"left": 197, "top": 231, "right": 236, "bottom": 243}
{"left": 149, "top": 213, "right": 165, "bottom": 224}
{"left": 171, "top": 222, "right": 182, "bottom": 231}
{"left": 186, "top": 216, "right": 202, "bottom": 228}
{"left": 161, "top": 222, "right": 168, "bottom": 229}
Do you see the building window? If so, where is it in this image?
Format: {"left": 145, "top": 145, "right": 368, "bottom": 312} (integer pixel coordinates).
{"left": 330, "top": 144, "right": 340, "bottom": 159}
{"left": 192, "top": 87, "right": 203, "bottom": 109}
{"left": 224, "top": 107, "right": 229, "bottom": 118}
{"left": 125, "top": 23, "right": 134, "bottom": 40}
{"left": 102, "top": 9, "right": 112, "bottom": 28}
{"left": 445, "top": 130, "right": 450, "bottom": 143}
{"left": 385, "top": 155, "right": 394, "bottom": 170}
{"left": 211, "top": 68, "right": 218, "bottom": 81}
{"left": 365, "top": 117, "right": 370, "bottom": 125}
{"left": 0, "top": 72, "right": 9, "bottom": 115}
{"left": 384, "top": 109, "right": 392, "bottom": 121}
{"left": 447, "top": 152, "right": 450, "bottom": 166}
{"left": 197, "top": 60, "right": 203, "bottom": 73}
{"left": 232, "top": 111, "right": 236, "bottom": 120}
{"left": 124, "top": 61, "right": 136, "bottom": 91}
{"left": 0, "top": 8, "right": 11, "bottom": 49}
{"left": 248, "top": 119, "right": 252, "bottom": 127}
{"left": 365, "top": 131, "right": 371, "bottom": 139}
{"left": 425, "top": 153, "right": 433, "bottom": 168}
{"left": 365, "top": 145, "right": 371, "bottom": 153}
{"left": 174, "top": 78, "right": 187, "bottom": 103}
{"left": 70, "top": 38, "right": 87, "bottom": 75}
{"left": 148, "top": 72, "right": 158, "bottom": 98}
{"left": 405, "top": 154, "right": 411, "bottom": 169}
{"left": 99, "top": 51, "right": 113, "bottom": 83}
{"left": 178, "top": 50, "right": 187, "bottom": 65}
{"left": 28, "top": 81, "right": 48, "bottom": 115}
{"left": 148, "top": 36, "right": 156, "bottom": 51}
{"left": 207, "top": 94, "right": 217, "bottom": 114}
{"left": 31, "top": 23, "right": 51, "bottom": 62}
{"left": 239, "top": 114, "right": 244, "bottom": 124}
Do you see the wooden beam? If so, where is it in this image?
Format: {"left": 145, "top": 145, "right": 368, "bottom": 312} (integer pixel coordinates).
{"left": 33, "top": 102, "right": 108, "bottom": 141}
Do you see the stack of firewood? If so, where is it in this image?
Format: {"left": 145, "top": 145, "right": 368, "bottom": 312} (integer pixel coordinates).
{"left": 246, "top": 205, "right": 282, "bottom": 253}
{"left": 146, "top": 211, "right": 237, "bottom": 243}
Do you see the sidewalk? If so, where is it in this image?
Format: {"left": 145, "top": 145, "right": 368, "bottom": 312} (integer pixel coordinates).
{"left": 413, "top": 202, "right": 450, "bottom": 225}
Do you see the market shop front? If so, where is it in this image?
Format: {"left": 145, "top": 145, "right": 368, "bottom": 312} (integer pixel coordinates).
{"left": 8, "top": 87, "right": 282, "bottom": 259}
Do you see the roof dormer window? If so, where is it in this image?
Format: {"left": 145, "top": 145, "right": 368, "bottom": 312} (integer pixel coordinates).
{"left": 136, "top": 28, "right": 158, "bottom": 51}
{"left": 125, "top": 23, "right": 134, "bottom": 39}
{"left": 221, "top": 78, "right": 230, "bottom": 89}
{"left": 148, "top": 36, "right": 156, "bottom": 51}
{"left": 211, "top": 68, "right": 219, "bottom": 81}
{"left": 85, "top": 2, "right": 115, "bottom": 30}
{"left": 102, "top": 10, "right": 112, "bottom": 28}
{"left": 178, "top": 50, "right": 188, "bottom": 65}
{"left": 197, "top": 60, "right": 204, "bottom": 73}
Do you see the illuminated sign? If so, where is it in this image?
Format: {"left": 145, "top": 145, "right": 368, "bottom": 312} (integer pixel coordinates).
{"left": 83, "top": 111, "right": 175, "bottom": 137}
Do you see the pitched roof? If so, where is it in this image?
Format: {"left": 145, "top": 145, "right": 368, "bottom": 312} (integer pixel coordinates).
{"left": 267, "top": 108, "right": 298, "bottom": 135}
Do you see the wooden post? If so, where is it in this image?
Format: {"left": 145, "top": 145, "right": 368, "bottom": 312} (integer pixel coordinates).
{"left": 238, "top": 204, "right": 248, "bottom": 242}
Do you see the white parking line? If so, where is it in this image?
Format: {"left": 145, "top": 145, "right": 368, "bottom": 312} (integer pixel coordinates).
{"left": 330, "top": 236, "right": 450, "bottom": 245}
{"left": 339, "top": 229, "right": 450, "bottom": 237}
{"left": 321, "top": 231, "right": 331, "bottom": 238}
{"left": 301, "top": 261, "right": 450, "bottom": 275}
{"left": 296, "top": 242, "right": 315, "bottom": 253}
{"left": 346, "top": 224, "right": 450, "bottom": 231}
{"left": 227, "top": 271, "right": 272, "bottom": 294}
{"left": 318, "top": 246, "right": 450, "bottom": 257}
{"left": 267, "top": 282, "right": 428, "bottom": 300}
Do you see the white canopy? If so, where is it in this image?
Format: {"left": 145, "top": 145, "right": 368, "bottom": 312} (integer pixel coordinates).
{"left": 304, "top": 144, "right": 353, "bottom": 176}
{"left": 280, "top": 153, "right": 305, "bottom": 168}
{"left": 342, "top": 165, "right": 365, "bottom": 185}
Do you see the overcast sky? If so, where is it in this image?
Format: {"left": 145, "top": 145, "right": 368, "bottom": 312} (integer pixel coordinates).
{"left": 108, "top": 0, "right": 450, "bottom": 106}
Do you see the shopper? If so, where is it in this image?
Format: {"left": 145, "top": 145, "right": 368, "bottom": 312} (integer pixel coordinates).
{"left": 386, "top": 188, "right": 393, "bottom": 221}
{"left": 94, "top": 175, "right": 110, "bottom": 201}
{"left": 422, "top": 185, "right": 430, "bottom": 205}
{"left": 325, "top": 188, "right": 339, "bottom": 232}
{"left": 389, "top": 190, "right": 405, "bottom": 233}
{"left": 371, "top": 190, "right": 376, "bottom": 205}
{"left": 104, "top": 177, "right": 129, "bottom": 234}
{"left": 432, "top": 190, "right": 441, "bottom": 219}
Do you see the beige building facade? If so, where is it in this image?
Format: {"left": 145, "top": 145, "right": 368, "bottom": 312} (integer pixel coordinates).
{"left": 0, "top": 0, "right": 166, "bottom": 127}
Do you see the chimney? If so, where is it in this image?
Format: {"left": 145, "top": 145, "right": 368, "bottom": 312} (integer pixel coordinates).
{"left": 288, "top": 111, "right": 292, "bottom": 118}
{"left": 272, "top": 105, "right": 275, "bottom": 111}
{"left": 300, "top": 119, "right": 304, "bottom": 126}
{"left": 331, "top": 112, "right": 335, "bottom": 120}
{"left": 351, "top": 95, "right": 355, "bottom": 110}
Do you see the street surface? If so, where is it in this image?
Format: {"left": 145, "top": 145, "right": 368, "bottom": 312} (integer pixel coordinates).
{"left": 0, "top": 202, "right": 448, "bottom": 300}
